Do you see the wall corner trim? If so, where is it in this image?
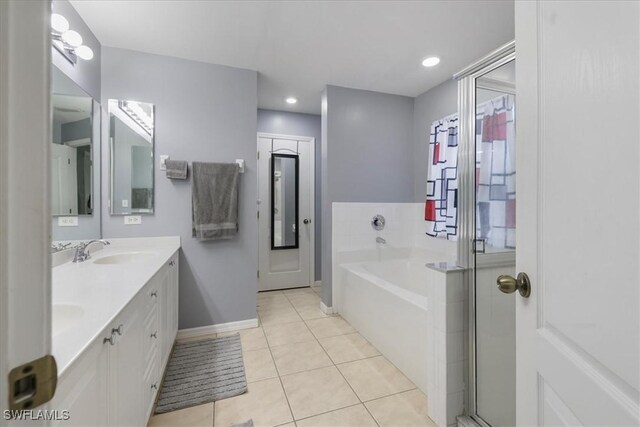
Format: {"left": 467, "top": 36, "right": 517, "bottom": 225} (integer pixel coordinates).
{"left": 176, "top": 318, "right": 259, "bottom": 339}
{"left": 320, "top": 301, "right": 333, "bottom": 315}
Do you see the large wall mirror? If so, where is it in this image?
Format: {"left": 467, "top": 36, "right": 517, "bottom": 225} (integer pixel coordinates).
{"left": 108, "top": 99, "right": 155, "bottom": 215}
{"left": 51, "top": 66, "right": 101, "bottom": 242}
{"left": 271, "top": 154, "right": 299, "bottom": 249}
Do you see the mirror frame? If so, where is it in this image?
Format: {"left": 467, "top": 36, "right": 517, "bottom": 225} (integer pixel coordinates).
{"left": 270, "top": 153, "right": 299, "bottom": 250}
{"left": 108, "top": 99, "right": 156, "bottom": 216}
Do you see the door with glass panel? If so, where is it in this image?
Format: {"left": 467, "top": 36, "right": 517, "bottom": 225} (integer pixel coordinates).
{"left": 472, "top": 57, "right": 517, "bottom": 427}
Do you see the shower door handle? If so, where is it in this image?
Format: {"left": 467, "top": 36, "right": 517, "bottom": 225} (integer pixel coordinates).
{"left": 497, "top": 272, "right": 531, "bottom": 298}
{"left": 303, "top": 219, "right": 311, "bottom": 224}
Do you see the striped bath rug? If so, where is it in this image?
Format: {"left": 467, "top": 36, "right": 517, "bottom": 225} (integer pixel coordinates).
{"left": 155, "top": 334, "right": 247, "bottom": 414}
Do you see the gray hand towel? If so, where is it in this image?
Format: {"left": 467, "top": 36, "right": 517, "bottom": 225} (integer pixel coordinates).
{"left": 166, "top": 159, "right": 188, "bottom": 180}
{"left": 192, "top": 162, "right": 240, "bottom": 241}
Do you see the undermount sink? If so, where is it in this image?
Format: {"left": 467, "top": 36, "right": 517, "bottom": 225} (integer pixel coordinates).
{"left": 93, "top": 252, "right": 156, "bottom": 265}
{"left": 52, "top": 304, "right": 84, "bottom": 336}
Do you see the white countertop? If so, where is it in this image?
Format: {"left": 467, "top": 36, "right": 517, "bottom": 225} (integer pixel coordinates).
{"left": 52, "top": 236, "right": 181, "bottom": 376}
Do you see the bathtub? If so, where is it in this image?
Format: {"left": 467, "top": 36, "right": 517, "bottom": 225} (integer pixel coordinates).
{"left": 334, "top": 257, "right": 431, "bottom": 394}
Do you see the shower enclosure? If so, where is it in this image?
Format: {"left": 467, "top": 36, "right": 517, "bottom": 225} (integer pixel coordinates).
{"left": 455, "top": 42, "right": 516, "bottom": 427}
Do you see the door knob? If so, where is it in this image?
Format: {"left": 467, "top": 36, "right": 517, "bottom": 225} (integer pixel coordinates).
{"left": 496, "top": 272, "right": 531, "bottom": 298}
{"left": 303, "top": 218, "right": 311, "bottom": 224}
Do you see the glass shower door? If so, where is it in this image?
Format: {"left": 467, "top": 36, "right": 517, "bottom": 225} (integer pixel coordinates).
{"left": 473, "top": 59, "right": 516, "bottom": 427}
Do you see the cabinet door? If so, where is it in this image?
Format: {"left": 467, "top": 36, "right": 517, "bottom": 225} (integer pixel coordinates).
{"left": 50, "top": 337, "right": 109, "bottom": 426}
{"left": 109, "top": 304, "right": 144, "bottom": 427}
{"left": 164, "top": 253, "right": 179, "bottom": 360}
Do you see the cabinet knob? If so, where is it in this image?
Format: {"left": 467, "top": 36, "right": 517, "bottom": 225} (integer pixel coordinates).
{"left": 151, "top": 383, "right": 158, "bottom": 390}
{"left": 112, "top": 324, "right": 123, "bottom": 336}
{"left": 151, "top": 291, "right": 158, "bottom": 298}
{"left": 169, "top": 260, "right": 175, "bottom": 266}
{"left": 151, "top": 331, "right": 157, "bottom": 339}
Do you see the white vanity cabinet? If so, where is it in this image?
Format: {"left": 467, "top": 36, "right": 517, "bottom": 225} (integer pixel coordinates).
{"left": 51, "top": 250, "right": 179, "bottom": 427}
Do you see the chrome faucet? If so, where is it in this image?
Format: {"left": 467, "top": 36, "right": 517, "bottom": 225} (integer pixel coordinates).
{"left": 376, "top": 237, "right": 386, "bottom": 244}
{"left": 73, "top": 239, "right": 110, "bottom": 263}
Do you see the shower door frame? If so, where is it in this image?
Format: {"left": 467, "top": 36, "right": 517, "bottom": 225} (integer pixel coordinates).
{"left": 454, "top": 40, "right": 516, "bottom": 427}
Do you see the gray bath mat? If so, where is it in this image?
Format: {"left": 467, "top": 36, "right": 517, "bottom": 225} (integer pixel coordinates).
{"left": 231, "top": 420, "right": 254, "bottom": 427}
{"left": 155, "top": 334, "right": 247, "bottom": 414}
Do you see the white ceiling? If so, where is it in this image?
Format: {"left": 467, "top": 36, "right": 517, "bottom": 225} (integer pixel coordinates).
{"left": 71, "top": 1, "right": 514, "bottom": 115}
{"left": 53, "top": 94, "right": 92, "bottom": 124}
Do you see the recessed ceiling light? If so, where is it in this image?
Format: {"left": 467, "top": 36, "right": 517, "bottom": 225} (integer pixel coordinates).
{"left": 285, "top": 97, "right": 298, "bottom": 105}
{"left": 422, "top": 56, "right": 440, "bottom": 67}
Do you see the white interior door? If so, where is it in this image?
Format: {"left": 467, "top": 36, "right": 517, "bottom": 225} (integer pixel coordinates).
{"left": 0, "top": 0, "right": 53, "bottom": 421}
{"left": 516, "top": 1, "right": 639, "bottom": 425}
{"left": 51, "top": 143, "right": 79, "bottom": 215}
{"left": 258, "top": 134, "right": 314, "bottom": 291}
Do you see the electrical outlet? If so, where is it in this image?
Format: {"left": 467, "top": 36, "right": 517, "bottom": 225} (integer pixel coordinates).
{"left": 58, "top": 216, "right": 78, "bottom": 227}
{"left": 124, "top": 215, "right": 142, "bottom": 225}
{"left": 122, "top": 199, "right": 129, "bottom": 208}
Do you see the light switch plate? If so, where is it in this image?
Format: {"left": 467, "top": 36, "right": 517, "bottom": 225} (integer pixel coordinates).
{"left": 124, "top": 215, "right": 142, "bottom": 225}
{"left": 58, "top": 216, "right": 78, "bottom": 227}
{"left": 121, "top": 199, "right": 129, "bottom": 208}
{"left": 160, "top": 155, "right": 169, "bottom": 171}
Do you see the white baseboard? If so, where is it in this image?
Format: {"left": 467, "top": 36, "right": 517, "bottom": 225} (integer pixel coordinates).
{"left": 177, "top": 318, "right": 259, "bottom": 340}
{"left": 313, "top": 280, "right": 322, "bottom": 287}
{"left": 320, "top": 301, "right": 333, "bottom": 315}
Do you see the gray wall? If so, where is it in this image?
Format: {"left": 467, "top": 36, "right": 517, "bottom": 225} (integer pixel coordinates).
{"left": 413, "top": 78, "right": 458, "bottom": 202}
{"left": 101, "top": 47, "right": 258, "bottom": 329}
{"left": 257, "top": 109, "right": 322, "bottom": 281}
{"left": 51, "top": 0, "right": 101, "bottom": 241}
{"left": 321, "top": 85, "right": 415, "bottom": 305}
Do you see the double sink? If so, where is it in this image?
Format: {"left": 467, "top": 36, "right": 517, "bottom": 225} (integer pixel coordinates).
{"left": 52, "top": 251, "right": 156, "bottom": 336}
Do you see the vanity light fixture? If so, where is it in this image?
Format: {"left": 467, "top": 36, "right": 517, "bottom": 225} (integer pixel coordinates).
{"left": 422, "top": 56, "right": 441, "bottom": 67}
{"left": 51, "top": 13, "right": 69, "bottom": 33}
{"left": 285, "top": 97, "right": 298, "bottom": 105}
{"left": 50, "top": 13, "right": 94, "bottom": 65}
{"left": 119, "top": 100, "right": 154, "bottom": 136}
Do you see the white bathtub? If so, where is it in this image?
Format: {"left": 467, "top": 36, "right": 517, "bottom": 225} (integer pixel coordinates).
{"left": 334, "top": 257, "right": 431, "bottom": 394}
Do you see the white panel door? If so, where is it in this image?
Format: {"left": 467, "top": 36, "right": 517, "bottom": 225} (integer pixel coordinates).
{"left": 0, "top": 0, "right": 53, "bottom": 422}
{"left": 51, "top": 143, "right": 78, "bottom": 215}
{"left": 516, "top": 1, "right": 639, "bottom": 425}
{"left": 258, "top": 134, "right": 314, "bottom": 291}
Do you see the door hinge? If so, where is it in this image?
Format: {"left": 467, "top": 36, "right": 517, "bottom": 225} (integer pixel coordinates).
{"left": 257, "top": 270, "right": 260, "bottom": 278}
{"left": 257, "top": 211, "right": 260, "bottom": 219}
{"left": 8, "top": 355, "right": 58, "bottom": 411}
{"left": 257, "top": 151, "right": 260, "bottom": 160}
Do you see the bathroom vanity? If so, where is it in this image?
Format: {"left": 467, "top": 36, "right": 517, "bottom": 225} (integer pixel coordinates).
{"left": 50, "top": 237, "right": 180, "bottom": 426}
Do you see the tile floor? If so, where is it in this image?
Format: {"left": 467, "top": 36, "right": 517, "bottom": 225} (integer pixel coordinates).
{"left": 148, "top": 286, "right": 436, "bottom": 427}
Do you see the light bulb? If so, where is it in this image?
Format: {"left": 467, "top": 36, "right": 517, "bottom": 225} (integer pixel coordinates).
{"left": 76, "top": 45, "right": 94, "bottom": 60}
{"left": 62, "top": 30, "right": 83, "bottom": 48}
{"left": 285, "top": 97, "right": 297, "bottom": 104}
{"left": 422, "top": 56, "right": 440, "bottom": 67}
{"left": 51, "top": 14, "right": 69, "bottom": 33}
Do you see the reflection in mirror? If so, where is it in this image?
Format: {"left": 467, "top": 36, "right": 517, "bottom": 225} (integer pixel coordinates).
{"left": 475, "top": 59, "right": 516, "bottom": 253}
{"left": 52, "top": 95, "right": 93, "bottom": 216}
{"left": 271, "top": 154, "right": 299, "bottom": 249}
{"left": 109, "top": 99, "right": 155, "bottom": 215}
